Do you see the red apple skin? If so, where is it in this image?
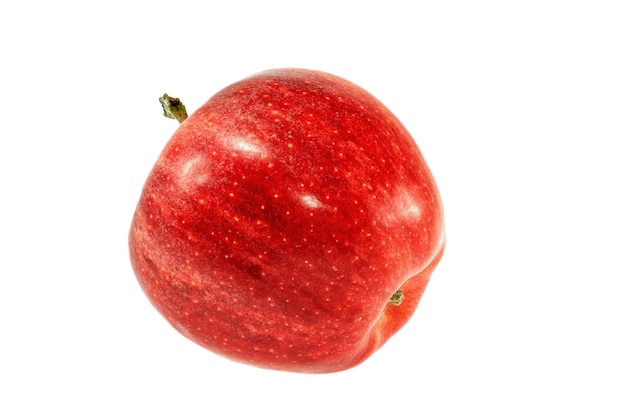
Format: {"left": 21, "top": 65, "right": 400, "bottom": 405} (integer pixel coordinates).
{"left": 129, "top": 68, "right": 445, "bottom": 373}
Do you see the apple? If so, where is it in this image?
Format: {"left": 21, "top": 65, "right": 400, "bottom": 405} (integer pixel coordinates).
{"left": 129, "top": 68, "right": 445, "bottom": 373}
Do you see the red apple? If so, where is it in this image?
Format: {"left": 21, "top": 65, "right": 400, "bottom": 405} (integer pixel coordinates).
{"left": 129, "top": 68, "right": 445, "bottom": 373}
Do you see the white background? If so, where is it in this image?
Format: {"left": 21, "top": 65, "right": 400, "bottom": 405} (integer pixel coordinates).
{"left": 1, "top": 1, "right": 625, "bottom": 415}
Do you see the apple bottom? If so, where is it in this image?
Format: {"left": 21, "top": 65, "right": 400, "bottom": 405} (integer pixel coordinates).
{"left": 133, "top": 242, "right": 444, "bottom": 374}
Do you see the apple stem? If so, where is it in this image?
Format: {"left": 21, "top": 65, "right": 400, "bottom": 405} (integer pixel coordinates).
{"left": 160, "top": 94, "right": 188, "bottom": 123}
{"left": 389, "top": 289, "right": 404, "bottom": 306}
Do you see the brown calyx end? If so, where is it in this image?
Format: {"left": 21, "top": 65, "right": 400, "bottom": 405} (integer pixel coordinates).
{"left": 388, "top": 289, "right": 404, "bottom": 306}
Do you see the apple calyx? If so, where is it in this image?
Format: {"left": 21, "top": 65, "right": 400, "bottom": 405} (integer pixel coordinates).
{"left": 159, "top": 93, "right": 188, "bottom": 123}
{"left": 389, "top": 289, "right": 404, "bottom": 306}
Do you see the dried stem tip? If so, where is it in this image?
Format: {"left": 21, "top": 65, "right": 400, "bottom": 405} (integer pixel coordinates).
{"left": 160, "top": 93, "right": 188, "bottom": 123}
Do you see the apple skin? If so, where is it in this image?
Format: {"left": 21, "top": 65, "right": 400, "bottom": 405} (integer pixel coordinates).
{"left": 129, "top": 68, "right": 445, "bottom": 373}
